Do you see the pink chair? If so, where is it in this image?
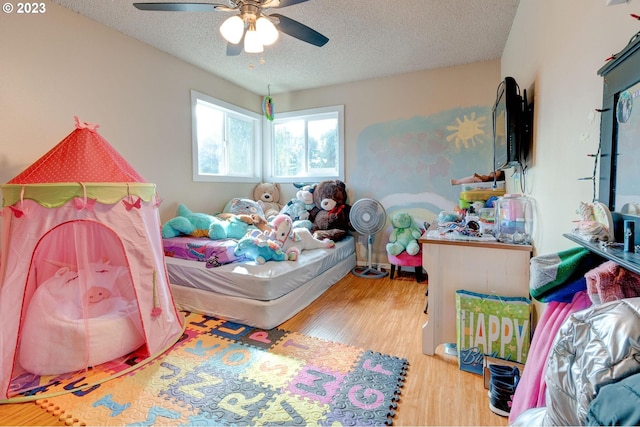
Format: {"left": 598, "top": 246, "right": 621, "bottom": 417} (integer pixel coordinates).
{"left": 386, "top": 220, "right": 429, "bottom": 313}
{"left": 387, "top": 251, "right": 425, "bottom": 282}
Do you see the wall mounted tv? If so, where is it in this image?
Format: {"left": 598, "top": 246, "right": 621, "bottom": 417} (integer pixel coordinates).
{"left": 492, "top": 76, "right": 531, "bottom": 171}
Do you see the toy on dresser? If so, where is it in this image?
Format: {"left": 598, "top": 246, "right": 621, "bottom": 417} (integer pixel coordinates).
{"left": 571, "top": 201, "right": 614, "bottom": 243}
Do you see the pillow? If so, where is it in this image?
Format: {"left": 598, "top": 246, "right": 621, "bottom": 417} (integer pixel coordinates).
{"left": 223, "top": 198, "right": 265, "bottom": 217}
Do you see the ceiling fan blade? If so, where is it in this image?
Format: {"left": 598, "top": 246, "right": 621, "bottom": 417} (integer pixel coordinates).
{"left": 133, "top": 2, "right": 226, "bottom": 12}
{"left": 270, "top": 13, "right": 328, "bottom": 47}
{"left": 261, "top": 0, "right": 311, "bottom": 8}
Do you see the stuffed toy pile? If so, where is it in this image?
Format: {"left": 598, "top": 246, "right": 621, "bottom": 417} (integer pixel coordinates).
{"left": 235, "top": 214, "right": 335, "bottom": 264}
{"left": 386, "top": 211, "right": 422, "bottom": 256}
{"left": 311, "top": 179, "right": 352, "bottom": 242}
{"left": 270, "top": 214, "right": 334, "bottom": 256}
{"left": 253, "top": 183, "right": 283, "bottom": 220}
{"left": 162, "top": 204, "right": 269, "bottom": 240}
{"left": 280, "top": 183, "right": 317, "bottom": 229}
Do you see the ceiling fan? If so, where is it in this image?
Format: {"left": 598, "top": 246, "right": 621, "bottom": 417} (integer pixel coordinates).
{"left": 133, "top": 0, "right": 329, "bottom": 55}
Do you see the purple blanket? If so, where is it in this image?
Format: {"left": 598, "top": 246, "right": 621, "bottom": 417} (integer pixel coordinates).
{"left": 163, "top": 237, "right": 245, "bottom": 268}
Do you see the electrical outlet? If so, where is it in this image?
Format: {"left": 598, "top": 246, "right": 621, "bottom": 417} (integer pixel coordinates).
{"left": 606, "top": 0, "right": 629, "bottom": 5}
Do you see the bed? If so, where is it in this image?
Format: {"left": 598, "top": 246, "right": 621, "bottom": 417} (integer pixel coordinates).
{"left": 163, "top": 235, "right": 356, "bottom": 329}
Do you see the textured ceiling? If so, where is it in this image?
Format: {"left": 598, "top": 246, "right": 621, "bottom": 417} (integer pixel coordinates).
{"left": 52, "top": 0, "right": 520, "bottom": 96}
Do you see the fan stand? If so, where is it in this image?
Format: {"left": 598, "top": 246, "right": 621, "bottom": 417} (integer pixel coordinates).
{"left": 352, "top": 235, "right": 388, "bottom": 279}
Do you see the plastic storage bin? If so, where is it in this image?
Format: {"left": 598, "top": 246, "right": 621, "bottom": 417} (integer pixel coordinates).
{"left": 494, "top": 195, "right": 533, "bottom": 244}
{"left": 460, "top": 181, "right": 506, "bottom": 192}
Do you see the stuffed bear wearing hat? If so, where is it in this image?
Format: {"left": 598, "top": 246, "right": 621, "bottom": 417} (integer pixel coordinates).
{"left": 310, "top": 179, "right": 352, "bottom": 242}
{"left": 253, "top": 183, "right": 282, "bottom": 220}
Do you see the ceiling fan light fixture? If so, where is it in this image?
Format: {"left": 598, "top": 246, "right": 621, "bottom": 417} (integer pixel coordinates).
{"left": 244, "top": 25, "right": 264, "bottom": 53}
{"left": 220, "top": 15, "right": 244, "bottom": 44}
{"left": 256, "top": 16, "right": 278, "bottom": 46}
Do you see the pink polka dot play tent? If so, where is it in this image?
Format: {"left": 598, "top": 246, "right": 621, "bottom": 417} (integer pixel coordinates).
{"left": 0, "top": 118, "right": 185, "bottom": 402}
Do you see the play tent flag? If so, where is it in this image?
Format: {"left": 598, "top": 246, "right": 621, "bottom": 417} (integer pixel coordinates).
{"left": 0, "top": 117, "right": 185, "bottom": 402}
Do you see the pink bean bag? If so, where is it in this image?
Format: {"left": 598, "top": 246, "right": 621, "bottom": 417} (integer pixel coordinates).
{"left": 19, "top": 263, "right": 145, "bottom": 375}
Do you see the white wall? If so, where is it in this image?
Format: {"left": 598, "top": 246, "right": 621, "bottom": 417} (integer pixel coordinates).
{"left": 0, "top": 2, "right": 259, "bottom": 220}
{"left": 501, "top": 0, "right": 639, "bottom": 255}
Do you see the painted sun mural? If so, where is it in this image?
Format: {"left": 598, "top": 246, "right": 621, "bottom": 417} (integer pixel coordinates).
{"left": 446, "top": 112, "right": 487, "bottom": 150}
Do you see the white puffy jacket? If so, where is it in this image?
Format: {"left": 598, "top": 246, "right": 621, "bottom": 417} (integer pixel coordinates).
{"left": 513, "top": 297, "right": 640, "bottom": 426}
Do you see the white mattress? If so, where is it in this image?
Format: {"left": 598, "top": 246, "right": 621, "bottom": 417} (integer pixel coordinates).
{"left": 165, "top": 236, "right": 355, "bottom": 301}
{"left": 165, "top": 236, "right": 356, "bottom": 329}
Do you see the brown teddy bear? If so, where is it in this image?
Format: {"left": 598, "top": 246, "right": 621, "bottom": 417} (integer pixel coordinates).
{"left": 253, "top": 183, "right": 282, "bottom": 219}
{"left": 310, "top": 179, "right": 352, "bottom": 242}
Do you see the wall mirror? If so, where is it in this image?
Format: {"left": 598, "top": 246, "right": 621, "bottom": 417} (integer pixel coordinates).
{"left": 598, "top": 32, "right": 640, "bottom": 241}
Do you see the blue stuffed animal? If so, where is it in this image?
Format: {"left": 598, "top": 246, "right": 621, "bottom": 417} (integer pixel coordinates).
{"left": 281, "top": 184, "right": 317, "bottom": 221}
{"left": 162, "top": 204, "right": 254, "bottom": 240}
{"left": 234, "top": 233, "right": 291, "bottom": 264}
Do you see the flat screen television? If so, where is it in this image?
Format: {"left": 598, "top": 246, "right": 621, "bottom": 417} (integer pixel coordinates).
{"left": 597, "top": 33, "right": 640, "bottom": 242}
{"left": 492, "top": 76, "right": 529, "bottom": 171}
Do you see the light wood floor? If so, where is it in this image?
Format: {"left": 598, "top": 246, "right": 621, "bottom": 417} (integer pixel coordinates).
{"left": 0, "top": 271, "right": 509, "bottom": 426}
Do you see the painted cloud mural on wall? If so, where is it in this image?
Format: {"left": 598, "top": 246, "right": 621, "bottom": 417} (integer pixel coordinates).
{"left": 351, "top": 105, "right": 494, "bottom": 263}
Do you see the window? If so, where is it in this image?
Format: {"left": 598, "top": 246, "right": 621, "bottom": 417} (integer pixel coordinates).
{"left": 264, "top": 105, "right": 344, "bottom": 183}
{"left": 191, "top": 90, "right": 261, "bottom": 183}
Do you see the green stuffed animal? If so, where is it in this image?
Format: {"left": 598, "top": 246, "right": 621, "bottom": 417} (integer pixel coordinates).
{"left": 162, "top": 204, "right": 253, "bottom": 240}
{"left": 386, "top": 211, "right": 422, "bottom": 256}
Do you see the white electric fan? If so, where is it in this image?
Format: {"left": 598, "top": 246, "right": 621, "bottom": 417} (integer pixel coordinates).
{"left": 350, "top": 198, "right": 388, "bottom": 279}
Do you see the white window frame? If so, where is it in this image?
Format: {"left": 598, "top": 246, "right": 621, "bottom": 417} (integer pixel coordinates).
{"left": 191, "top": 90, "right": 262, "bottom": 183}
{"left": 263, "top": 105, "right": 344, "bottom": 184}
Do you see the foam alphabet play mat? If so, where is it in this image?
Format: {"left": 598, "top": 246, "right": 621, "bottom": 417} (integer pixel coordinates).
{"left": 30, "top": 312, "right": 409, "bottom": 426}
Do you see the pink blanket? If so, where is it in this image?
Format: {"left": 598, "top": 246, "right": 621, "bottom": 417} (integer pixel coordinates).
{"left": 585, "top": 260, "right": 640, "bottom": 304}
{"left": 509, "top": 291, "right": 592, "bottom": 422}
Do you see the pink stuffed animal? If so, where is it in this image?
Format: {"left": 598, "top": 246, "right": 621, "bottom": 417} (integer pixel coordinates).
{"left": 270, "top": 214, "right": 334, "bottom": 261}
